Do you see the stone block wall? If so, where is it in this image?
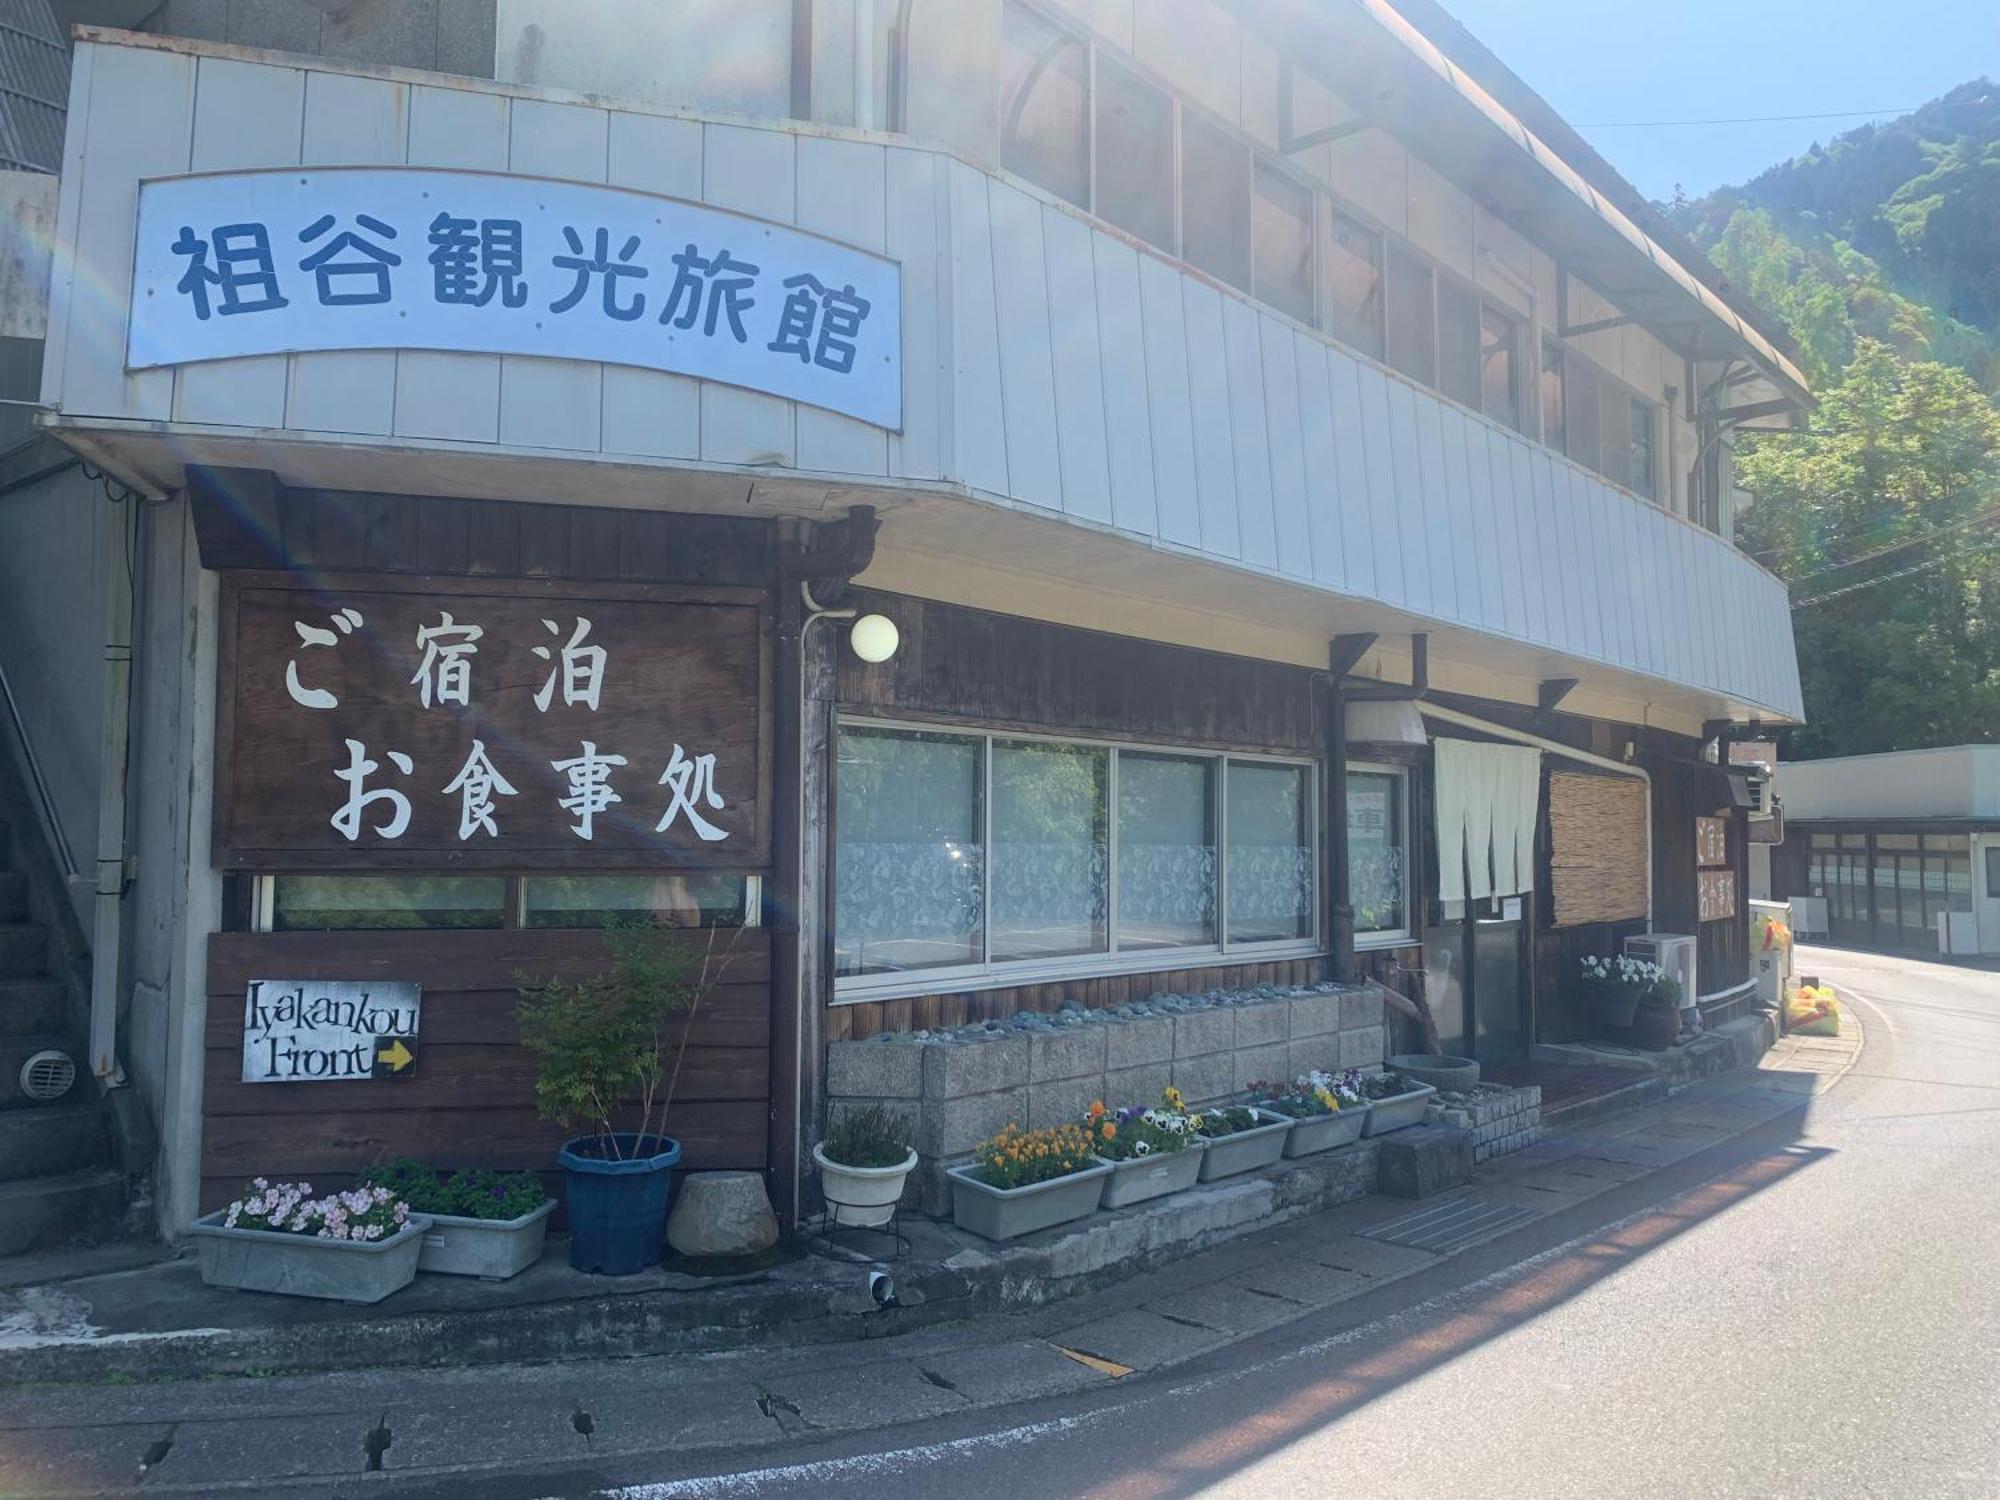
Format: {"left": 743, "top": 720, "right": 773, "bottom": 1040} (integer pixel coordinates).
{"left": 1425, "top": 1083, "right": 1542, "bottom": 1163}
{"left": 823, "top": 982, "right": 1392, "bottom": 1216}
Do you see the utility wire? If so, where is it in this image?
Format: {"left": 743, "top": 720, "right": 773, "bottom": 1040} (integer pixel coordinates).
{"left": 1786, "top": 501, "right": 2000, "bottom": 585}
{"left": 1792, "top": 528, "right": 2000, "bottom": 608}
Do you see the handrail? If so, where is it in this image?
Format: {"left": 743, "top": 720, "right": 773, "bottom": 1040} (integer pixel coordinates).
{"left": 0, "top": 651, "right": 80, "bottom": 883}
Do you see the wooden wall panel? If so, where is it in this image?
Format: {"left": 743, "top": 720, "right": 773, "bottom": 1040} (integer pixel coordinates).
{"left": 200, "top": 929, "right": 773, "bottom": 1214}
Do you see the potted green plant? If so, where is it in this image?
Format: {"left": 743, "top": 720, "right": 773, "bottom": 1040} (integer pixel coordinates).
{"left": 1632, "top": 972, "right": 1683, "bottom": 1051}
{"left": 361, "top": 1160, "right": 556, "bottom": 1280}
{"left": 1087, "top": 1089, "right": 1205, "bottom": 1207}
{"left": 188, "top": 1179, "right": 428, "bottom": 1304}
{"left": 1359, "top": 1070, "right": 1438, "bottom": 1135}
{"left": 947, "top": 1122, "right": 1111, "bottom": 1240}
{"left": 1254, "top": 1069, "right": 1371, "bottom": 1157}
{"left": 1192, "top": 1104, "right": 1293, "bottom": 1180}
{"left": 813, "top": 1104, "right": 917, "bottom": 1228}
{"left": 517, "top": 921, "right": 736, "bottom": 1276}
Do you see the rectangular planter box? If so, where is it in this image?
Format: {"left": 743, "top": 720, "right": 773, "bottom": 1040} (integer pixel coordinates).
{"left": 1195, "top": 1109, "right": 1293, "bottom": 1181}
{"left": 1094, "top": 1142, "right": 1204, "bottom": 1208}
{"left": 947, "top": 1161, "right": 1111, "bottom": 1241}
{"left": 1279, "top": 1105, "right": 1370, "bottom": 1158}
{"left": 1362, "top": 1083, "right": 1438, "bottom": 1136}
{"left": 188, "top": 1211, "right": 432, "bottom": 1304}
{"left": 416, "top": 1199, "right": 556, "bottom": 1279}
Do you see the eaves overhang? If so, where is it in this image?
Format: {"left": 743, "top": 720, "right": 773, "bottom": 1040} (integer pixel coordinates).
{"left": 1234, "top": 0, "right": 1814, "bottom": 410}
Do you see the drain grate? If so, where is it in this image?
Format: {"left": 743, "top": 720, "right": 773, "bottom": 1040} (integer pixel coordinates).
{"left": 1359, "top": 1196, "right": 1536, "bottom": 1254}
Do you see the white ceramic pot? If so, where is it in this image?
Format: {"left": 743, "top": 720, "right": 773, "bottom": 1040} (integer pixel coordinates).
{"left": 813, "top": 1143, "right": 918, "bottom": 1228}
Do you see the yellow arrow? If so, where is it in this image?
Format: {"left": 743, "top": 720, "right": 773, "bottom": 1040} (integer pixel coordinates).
{"left": 377, "top": 1039, "right": 414, "bottom": 1072}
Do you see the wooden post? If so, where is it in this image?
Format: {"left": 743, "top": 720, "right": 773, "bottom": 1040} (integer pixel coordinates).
{"left": 767, "top": 530, "right": 806, "bottom": 1226}
{"left": 1326, "top": 634, "right": 1377, "bottom": 984}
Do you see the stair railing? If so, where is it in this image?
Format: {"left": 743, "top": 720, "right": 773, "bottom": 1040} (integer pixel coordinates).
{"left": 0, "top": 651, "right": 81, "bottom": 885}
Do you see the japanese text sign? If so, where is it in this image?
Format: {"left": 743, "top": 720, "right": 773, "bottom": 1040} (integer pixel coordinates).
{"left": 217, "top": 581, "right": 769, "bottom": 869}
{"left": 130, "top": 167, "right": 902, "bottom": 429}
{"left": 1695, "top": 815, "right": 1729, "bottom": 868}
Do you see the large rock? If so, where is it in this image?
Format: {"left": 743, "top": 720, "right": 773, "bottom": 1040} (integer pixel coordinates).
{"left": 665, "top": 1171, "right": 779, "bottom": 1257}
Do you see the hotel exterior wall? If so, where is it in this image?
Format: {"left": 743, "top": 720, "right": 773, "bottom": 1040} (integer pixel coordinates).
{"left": 41, "top": 35, "right": 1801, "bottom": 721}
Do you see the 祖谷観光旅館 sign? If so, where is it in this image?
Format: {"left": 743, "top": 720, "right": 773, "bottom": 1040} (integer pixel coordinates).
{"left": 126, "top": 167, "right": 903, "bottom": 429}
{"left": 241, "top": 978, "right": 421, "bottom": 1083}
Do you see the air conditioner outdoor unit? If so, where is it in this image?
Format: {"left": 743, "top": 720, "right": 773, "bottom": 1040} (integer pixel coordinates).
{"left": 1743, "top": 767, "right": 1771, "bottom": 817}
{"left": 1624, "top": 933, "right": 1698, "bottom": 1018}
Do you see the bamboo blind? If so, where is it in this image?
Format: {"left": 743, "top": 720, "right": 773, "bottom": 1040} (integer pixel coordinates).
{"left": 1548, "top": 770, "right": 1649, "bottom": 928}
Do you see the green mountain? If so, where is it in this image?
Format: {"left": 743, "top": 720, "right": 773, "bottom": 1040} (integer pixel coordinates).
{"left": 1664, "top": 82, "right": 2000, "bottom": 759}
{"left": 1671, "top": 80, "right": 2000, "bottom": 391}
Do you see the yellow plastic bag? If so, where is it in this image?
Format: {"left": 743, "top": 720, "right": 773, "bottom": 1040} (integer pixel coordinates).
{"left": 1784, "top": 984, "right": 1841, "bottom": 1036}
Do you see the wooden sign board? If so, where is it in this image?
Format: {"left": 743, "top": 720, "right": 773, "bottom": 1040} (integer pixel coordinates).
{"left": 1696, "top": 815, "right": 1729, "bottom": 868}
{"left": 242, "top": 978, "right": 422, "bottom": 1083}
{"left": 1698, "top": 869, "right": 1738, "bottom": 923}
{"left": 216, "top": 576, "right": 770, "bottom": 869}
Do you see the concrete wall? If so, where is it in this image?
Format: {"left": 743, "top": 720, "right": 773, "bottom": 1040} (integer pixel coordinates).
{"left": 1781, "top": 748, "right": 2000, "bottom": 823}
{"left": 141, "top": 0, "right": 497, "bottom": 76}
{"left": 824, "top": 981, "right": 1390, "bottom": 1215}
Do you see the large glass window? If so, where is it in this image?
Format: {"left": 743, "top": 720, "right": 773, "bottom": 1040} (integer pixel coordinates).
{"left": 1117, "top": 752, "right": 1218, "bottom": 950}
{"left": 1346, "top": 767, "right": 1408, "bottom": 940}
{"left": 1094, "top": 56, "right": 1174, "bottom": 252}
{"left": 833, "top": 726, "right": 1317, "bottom": 994}
{"left": 1628, "top": 394, "right": 1657, "bottom": 500}
{"left": 1227, "top": 761, "right": 1314, "bottom": 943}
{"left": 1326, "top": 212, "right": 1384, "bottom": 360}
{"left": 1481, "top": 304, "right": 1519, "bottom": 429}
{"left": 1251, "top": 160, "right": 1315, "bottom": 325}
{"left": 1180, "top": 111, "right": 1250, "bottom": 291}
{"left": 1540, "top": 335, "right": 1565, "bottom": 450}
{"left": 1000, "top": 1, "right": 1089, "bottom": 208}
{"left": 270, "top": 875, "right": 506, "bottom": 931}
{"left": 990, "top": 741, "right": 1109, "bottom": 961}
{"left": 1385, "top": 243, "right": 1436, "bottom": 386}
{"left": 1436, "top": 277, "right": 1481, "bottom": 411}
{"left": 834, "top": 727, "right": 984, "bottom": 977}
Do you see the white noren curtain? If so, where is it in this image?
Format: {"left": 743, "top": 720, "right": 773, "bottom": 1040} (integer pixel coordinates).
{"left": 1433, "top": 738, "right": 1542, "bottom": 904}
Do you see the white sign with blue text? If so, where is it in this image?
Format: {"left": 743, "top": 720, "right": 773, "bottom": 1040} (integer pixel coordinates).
{"left": 128, "top": 167, "right": 903, "bottom": 429}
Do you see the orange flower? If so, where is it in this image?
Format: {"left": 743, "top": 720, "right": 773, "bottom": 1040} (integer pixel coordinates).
{"left": 1100, "top": 1120, "right": 1116, "bottom": 1141}
{"left": 1087, "top": 1100, "right": 1106, "bottom": 1122}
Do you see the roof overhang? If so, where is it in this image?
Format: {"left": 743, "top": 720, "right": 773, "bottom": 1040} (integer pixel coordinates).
{"left": 1233, "top": 0, "right": 1813, "bottom": 410}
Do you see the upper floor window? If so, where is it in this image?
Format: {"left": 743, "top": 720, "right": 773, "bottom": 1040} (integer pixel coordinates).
{"left": 1385, "top": 242, "right": 1436, "bottom": 386}
{"left": 1481, "top": 305, "right": 1519, "bottom": 429}
{"left": 1252, "top": 160, "right": 1315, "bottom": 326}
{"left": 1326, "top": 212, "right": 1384, "bottom": 361}
{"left": 1000, "top": 0, "right": 1089, "bottom": 208}
{"left": 1181, "top": 111, "right": 1251, "bottom": 292}
{"left": 1540, "top": 335, "right": 1565, "bottom": 451}
{"left": 1547, "top": 345, "right": 1664, "bottom": 503}
{"left": 1627, "top": 394, "right": 1658, "bottom": 501}
{"left": 1095, "top": 56, "right": 1174, "bottom": 252}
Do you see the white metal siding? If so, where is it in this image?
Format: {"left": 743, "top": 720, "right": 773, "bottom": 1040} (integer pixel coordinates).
{"left": 41, "top": 40, "right": 1803, "bottom": 720}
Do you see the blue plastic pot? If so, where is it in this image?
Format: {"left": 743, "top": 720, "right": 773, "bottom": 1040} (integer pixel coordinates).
{"left": 558, "top": 1133, "right": 682, "bottom": 1275}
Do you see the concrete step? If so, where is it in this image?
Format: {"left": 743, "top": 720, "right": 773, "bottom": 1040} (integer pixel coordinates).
{"left": 0, "top": 922, "right": 49, "bottom": 980}
{"left": 0, "top": 979, "right": 69, "bottom": 1038}
{"left": 0, "top": 1169, "right": 129, "bottom": 1257}
{"left": 0, "top": 870, "right": 26, "bottom": 922}
{"left": 0, "top": 1101, "right": 112, "bottom": 1181}
{"left": 0, "top": 1034, "right": 85, "bottom": 1109}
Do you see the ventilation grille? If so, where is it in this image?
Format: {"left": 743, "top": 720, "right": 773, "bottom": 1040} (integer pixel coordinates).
{"left": 20, "top": 1049, "right": 76, "bottom": 1102}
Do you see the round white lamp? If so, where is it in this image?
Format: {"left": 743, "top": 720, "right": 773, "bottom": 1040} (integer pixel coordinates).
{"left": 849, "top": 613, "right": 900, "bottom": 664}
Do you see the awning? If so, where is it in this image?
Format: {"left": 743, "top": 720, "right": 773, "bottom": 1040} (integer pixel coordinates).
{"left": 1433, "top": 737, "right": 1542, "bottom": 904}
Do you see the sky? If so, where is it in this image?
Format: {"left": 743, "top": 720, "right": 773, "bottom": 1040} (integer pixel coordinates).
{"left": 1438, "top": 0, "right": 2000, "bottom": 202}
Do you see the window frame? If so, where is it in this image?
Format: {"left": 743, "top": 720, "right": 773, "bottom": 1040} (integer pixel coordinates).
{"left": 832, "top": 715, "right": 1322, "bottom": 1003}
{"left": 1346, "top": 760, "right": 1414, "bottom": 949}
{"left": 251, "top": 873, "right": 764, "bottom": 933}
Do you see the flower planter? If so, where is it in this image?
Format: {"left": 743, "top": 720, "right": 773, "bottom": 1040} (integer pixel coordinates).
{"left": 947, "top": 1160, "right": 1111, "bottom": 1241}
{"left": 188, "top": 1211, "right": 431, "bottom": 1304}
{"left": 813, "top": 1143, "right": 918, "bottom": 1229}
{"left": 1094, "top": 1141, "right": 1205, "bottom": 1207}
{"left": 1361, "top": 1082, "right": 1437, "bottom": 1136}
{"left": 559, "top": 1132, "right": 682, "bottom": 1276}
{"left": 416, "top": 1199, "right": 557, "bottom": 1280}
{"left": 1596, "top": 988, "right": 1640, "bottom": 1029}
{"left": 1632, "top": 1004, "right": 1680, "bottom": 1051}
{"left": 1279, "top": 1106, "right": 1370, "bottom": 1158}
{"left": 1195, "top": 1109, "right": 1293, "bottom": 1181}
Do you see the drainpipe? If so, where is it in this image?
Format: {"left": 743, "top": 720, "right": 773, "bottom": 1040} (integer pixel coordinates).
{"left": 90, "top": 506, "right": 134, "bottom": 1088}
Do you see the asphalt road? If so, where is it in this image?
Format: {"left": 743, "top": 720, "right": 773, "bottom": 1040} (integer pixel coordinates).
{"left": 523, "top": 946, "right": 1998, "bottom": 1500}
